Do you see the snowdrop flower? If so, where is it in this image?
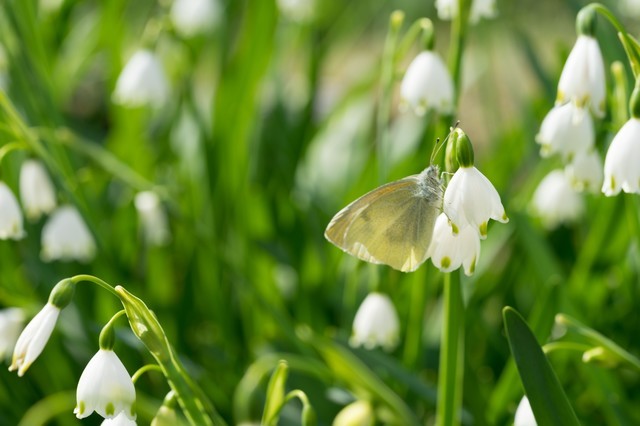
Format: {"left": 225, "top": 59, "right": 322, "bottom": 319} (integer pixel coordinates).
{"left": 536, "top": 103, "right": 594, "bottom": 160}
{"left": 333, "top": 400, "right": 374, "bottom": 426}
{"left": 113, "top": 50, "right": 169, "bottom": 108}
{"left": 435, "top": 0, "right": 497, "bottom": 24}
{"left": 9, "top": 303, "right": 60, "bottom": 376}
{"left": 602, "top": 118, "right": 640, "bottom": 196}
{"left": 0, "top": 308, "right": 24, "bottom": 361}
{"left": 427, "top": 213, "right": 481, "bottom": 276}
{"left": 19, "top": 159, "right": 57, "bottom": 221}
{"left": 277, "top": 0, "right": 316, "bottom": 23}
{"left": 171, "top": 0, "right": 221, "bottom": 37}
{"left": 75, "top": 349, "right": 136, "bottom": 420}
{"left": 557, "top": 31, "right": 606, "bottom": 117}
{"left": 102, "top": 412, "right": 137, "bottom": 425}
{"left": 565, "top": 148, "right": 602, "bottom": 192}
{"left": 134, "top": 191, "right": 171, "bottom": 246}
{"left": 514, "top": 396, "right": 537, "bottom": 426}
{"left": 41, "top": 205, "right": 96, "bottom": 262}
{"left": 350, "top": 293, "right": 400, "bottom": 351}
{"left": 0, "top": 182, "right": 25, "bottom": 240}
{"left": 531, "top": 170, "right": 584, "bottom": 229}
{"left": 400, "top": 50, "right": 454, "bottom": 115}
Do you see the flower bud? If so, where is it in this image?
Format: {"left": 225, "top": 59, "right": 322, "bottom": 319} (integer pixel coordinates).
{"left": 454, "top": 128, "right": 474, "bottom": 167}
{"left": 48, "top": 278, "right": 76, "bottom": 309}
{"left": 576, "top": 6, "right": 596, "bottom": 37}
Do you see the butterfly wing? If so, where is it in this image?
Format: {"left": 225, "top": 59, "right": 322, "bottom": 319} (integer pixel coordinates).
{"left": 325, "top": 174, "right": 441, "bottom": 272}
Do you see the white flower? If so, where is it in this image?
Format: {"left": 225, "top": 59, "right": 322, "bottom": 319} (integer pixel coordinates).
{"left": 602, "top": 118, "right": 640, "bottom": 196}
{"left": 333, "top": 400, "right": 374, "bottom": 426}
{"left": 113, "top": 50, "right": 169, "bottom": 108}
{"left": 277, "top": 0, "right": 316, "bottom": 23}
{"left": 427, "top": 213, "right": 481, "bottom": 276}
{"left": 134, "top": 192, "right": 171, "bottom": 246}
{"left": 350, "top": 293, "right": 400, "bottom": 351}
{"left": 400, "top": 51, "right": 454, "bottom": 115}
{"left": 75, "top": 349, "right": 136, "bottom": 420}
{"left": 0, "top": 308, "right": 24, "bottom": 361}
{"left": 171, "top": 0, "right": 221, "bottom": 37}
{"left": 514, "top": 396, "right": 537, "bottom": 426}
{"left": 531, "top": 170, "right": 584, "bottom": 229}
{"left": 0, "top": 182, "right": 25, "bottom": 240}
{"left": 9, "top": 303, "right": 60, "bottom": 376}
{"left": 435, "top": 0, "right": 497, "bottom": 24}
{"left": 536, "top": 103, "right": 594, "bottom": 160}
{"left": 443, "top": 166, "right": 508, "bottom": 238}
{"left": 557, "top": 35, "right": 606, "bottom": 117}
{"left": 19, "top": 159, "right": 57, "bottom": 221}
{"left": 102, "top": 412, "right": 137, "bottom": 425}
{"left": 41, "top": 205, "right": 96, "bottom": 262}
{"left": 565, "top": 148, "right": 602, "bottom": 192}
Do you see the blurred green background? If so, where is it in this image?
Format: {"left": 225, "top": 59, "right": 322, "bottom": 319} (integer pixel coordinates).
{"left": 1, "top": 0, "right": 639, "bottom": 424}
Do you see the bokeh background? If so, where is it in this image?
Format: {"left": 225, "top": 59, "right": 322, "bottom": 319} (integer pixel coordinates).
{"left": 1, "top": 0, "right": 639, "bottom": 424}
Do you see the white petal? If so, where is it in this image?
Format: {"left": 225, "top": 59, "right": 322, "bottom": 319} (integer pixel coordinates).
{"left": 19, "top": 160, "right": 57, "bottom": 221}
{"left": 41, "top": 205, "right": 96, "bottom": 262}
{"left": 350, "top": 293, "right": 400, "bottom": 351}
{"left": 102, "top": 411, "right": 138, "bottom": 425}
{"left": 400, "top": 51, "right": 454, "bottom": 115}
{"left": 171, "top": 0, "right": 221, "bottom": 37}
{"left": 531, "top": 170, "right": 584, "bottom": 229}
{"left": 428, "top": 214, "right": 481, "bottom": 275}
{"left": 565, "top": 148, "right": 602, "bottom": 192}
{"left": 0, "top": 308, "right": 24, "bottom": 360}
{"left": 602, "top": 118, "right": 640, "bottom": 196}
{"left": 113, "top": 50, "right": 169, "bottom": 108}
{"left": 0, "top": 182, "right": 25, "bottom": 240}
{"left": 134, "top": 192, "right": 171, "bottom": 246}
{"left": 10, "top": 303, "right": 60, "bottom": 376}
{"left": 514, "top": 396, "right": 537, "bottom": 426}
{"left": 536, "top": 103, "right": 594, "bottom": 160}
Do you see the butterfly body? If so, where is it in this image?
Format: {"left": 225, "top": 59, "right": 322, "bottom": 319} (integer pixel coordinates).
{"left": 325, "top": 165, "right": 443, "bottom": 272}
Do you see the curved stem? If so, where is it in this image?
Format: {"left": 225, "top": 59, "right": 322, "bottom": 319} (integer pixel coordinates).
{"left": 70, "top": 275, "right": 119, "bottom": 298}
{"left": 395, "top": 18, "right": 434, "bottom": 62}
{"left": 543, "top": 342, "right": 592, "bottom": 354}
{"left": 132, "top": 364, "right": 163, "bottom": 384}
{"left": 0, "top": 141, "right": 29, "bottom": 164}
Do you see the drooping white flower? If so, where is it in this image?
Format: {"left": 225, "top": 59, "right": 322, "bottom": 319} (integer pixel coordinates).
{"left": 0, "top": 308, "right": 24, "bottom": 361}
{"left": 75, "top": 349, "right": 136, "bottom": 420}
{"left": 427, "top": 213, "right": 481, "bottom": 276}
{"left": 536, "top": 103, "right": 594, "bottom": 160}
{"left": 9, "top": 303, "right": 60, "bottom": 376}
{"left": 102, "top": 412, "right": 137, "bottom": 425}
{"left": 134, "top": 191, "right": 171, "bottom": 246}
{"left": 113, "top": 50, "right": 169, "bottom": 108}
{"left": 350, "top": 293, "right": 400, "bottom": 351}
{"left": 557, "top": 35, "right": 606, "bottom": 117}
{"left": 400, "top": 51, "right": 454, "bottom": 116}
{"left": 19, "top": 159, "right": 57, "bottom": 221}
{"left": 277, "top": 0, "right": 316, "bottom": 23}
{"left": 171, "top": 0, "right": 221, "bottom": 38}
{"left": 41, "top": 205, "right": 96, "bottom": 262}
{"left": 0, "top": 182, "right": 25, "bottom": 240}
{"left": 565, "top": 148, "right": 602, "bottom": 192}
{"left": 443, "top": 166, "right": 508, "bottom": 238}
{"left": 333, "top": 400, "right": 374, "bottom": 426}
{"left": 514, "top": 396, "right": 537, "bottom": 426}
{"left": 531, "top": 170, "right": 584, "bottom": 229}
{"left": 602, "top": 118, "right": 640, "bottom": 196}
{"left": 435, "top": 0, "right": 497, "bottom": 24}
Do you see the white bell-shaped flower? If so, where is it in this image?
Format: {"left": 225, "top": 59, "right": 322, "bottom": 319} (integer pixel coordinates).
{"left": 602, "top": 118, "right": 640, "bottom": 196}
{"left": 435, "top": 0, "right": 497, "bottom": 24}
{"left": 75, "top": 349, "right": 136, "bottom": 420}
{"left": 113, "top": 50, "right": 169, "bottom": 108}
{"left": 277, "top": 0, "right": 316, "bottom": 23}
{"left": 19, "top": 159, "right": 57, "bottom": 221}
{"left": 333, "top": 400, "right": 374, "bottom": 426}
{"left": 565, "top": 148, "right": 602, "bottom": 192}
{"left": 557, "top": 35, "right": 606, "bottom": 117}
{"left": 41, "top": 205, "right": 96, "bottom": 262}
{"left": 400, "top": 50, "right": 454, "bottom": 116}
{"left": 350, "top": 293, "right": 400, "bottom": 351}
{"left": 0, "top": 181, "right": 25, "bottom": 240}
{"left": 171, "top": 0, "right": 221, "bottom": 38}
{"left": 514, "top": 396, "right": 537, "bottom": 426}
{"left": 9, "top": 303, "right": 60, "bottom": 376}
{"left": 427, "top": 213, "right": 481, "bottom": 276}
{"left": 102, "top": 412, "right": 137, "bottom": 425}
{"left": 536, "top": 103, "right": 594, "bottom": 160}
{"left": 134, "top": 191, "right": 171, "bottom": 246}
{"left": 0, "top": 308, "right": 24, "bottom": 361}
{"left": 443, "top": 166, "right": 508, "bottom": 238}
{"left": 531, "top": 170, "right": 584, "bottom": 229}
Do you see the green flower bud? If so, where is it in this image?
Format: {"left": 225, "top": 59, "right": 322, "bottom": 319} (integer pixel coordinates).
{"left": 48, "top": 279, "right": 76, "bottom": 309}
{"left": 445, "top": 131, "right": 459, "bottom": 173}
{"left": 576, "top": 7, "right": 596, "bottom": 37}
{"left": 99, "top": 318, "right": 117, "bottom": 351}
{"left": 454, "top": 128, "right": 474, "bottom": 168}
{"left": 420, "top": 18, "right": 435, "bottom": 51}
{"left": 630, "top": 80, "right": 640, "bottom": 119}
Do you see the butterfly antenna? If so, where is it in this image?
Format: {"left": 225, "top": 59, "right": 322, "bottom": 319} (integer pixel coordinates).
{"left": 430, "top": 120, "right": 461, "bottom": 164}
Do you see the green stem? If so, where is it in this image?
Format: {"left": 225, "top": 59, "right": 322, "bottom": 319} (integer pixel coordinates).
{"left": 0, "top": 142, "right": 29, "bottom": 164}
{"left": 376, "top": 10, "right": 404, "bottom": 183}
{"left": 403, "top": 268, "right": 429, "bottom": 369}
{"left": 69, "top": 274, "right": 120, "bottom": 298}
{"left": 436, "top": 272, "right": 464, "bottom": 426}
{"left": 132, "top": 364, "right": 164, "bottom": 384}
{"left": 448, "top": 0, "right": 470, "bottom": 108}
{"left": 543, "top": 342, "right": 592, "bottom": 354}
{"left": 395, "top": 18, "right": 433, "bottom": 62}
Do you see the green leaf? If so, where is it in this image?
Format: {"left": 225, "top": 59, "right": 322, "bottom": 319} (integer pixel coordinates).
{"left": 262, "top": 360, "right": 289, "bottom": 426}
{"left": 503, "top": 307, "right": 580, "bottom": 426}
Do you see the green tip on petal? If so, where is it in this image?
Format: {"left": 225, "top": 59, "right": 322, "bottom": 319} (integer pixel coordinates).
{"left": 440, "top": 257, "right": 451, "bottom": 268}
{"left": 501, "top": 212, "right": 509, "bottom": 222}
{"left": 479, "top": 222, "right": 488, "bottom": 237}
{"left": 450, "top": 220, "right": 459, "bottom": 235}
{"left": 105, "top": 402, "right": 115, "bottom": 416}
{"left": 77, "top": 402, "right": 85, "bottom": 415}
{"left": 468, "top": 258, "right": 476, "bottom": 275}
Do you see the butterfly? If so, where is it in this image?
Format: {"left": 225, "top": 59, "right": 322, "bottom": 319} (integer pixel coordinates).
{"left": 325, "top": 165, "right": 444, "bottom": 272}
